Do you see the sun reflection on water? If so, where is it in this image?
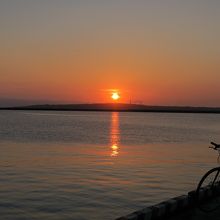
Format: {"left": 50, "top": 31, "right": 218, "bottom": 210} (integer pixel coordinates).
{"left": 110, "top": 112, "right": 120, "bottom": 157}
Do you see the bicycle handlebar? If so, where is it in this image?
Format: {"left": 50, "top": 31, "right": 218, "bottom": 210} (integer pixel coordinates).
{"left": 210, "top": 142, "right": 220, "bottom": 150}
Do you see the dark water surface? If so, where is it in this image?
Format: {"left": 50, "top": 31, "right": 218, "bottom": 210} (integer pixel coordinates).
{"left": 0, "top": 111, "right": 220, "bottom": 219}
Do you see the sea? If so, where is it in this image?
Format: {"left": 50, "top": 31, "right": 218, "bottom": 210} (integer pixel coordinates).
{"left": 0, "top": 110, "right": 220, "bottom": 220}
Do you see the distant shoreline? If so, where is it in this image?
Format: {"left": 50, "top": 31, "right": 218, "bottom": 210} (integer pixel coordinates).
{"left": 1, "top": 103, "right": 220, "bottom": 114}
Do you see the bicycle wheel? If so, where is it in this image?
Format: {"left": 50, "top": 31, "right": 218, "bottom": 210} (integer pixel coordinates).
{"left": 196, "top": 167, "right": 220, "bottom": 212}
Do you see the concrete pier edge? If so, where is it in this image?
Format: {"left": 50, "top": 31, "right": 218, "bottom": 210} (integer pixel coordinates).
{"left": 115, "top": 184, "right": 220, "bottom": 220}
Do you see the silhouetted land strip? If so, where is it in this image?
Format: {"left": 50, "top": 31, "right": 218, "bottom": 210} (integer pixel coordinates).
{"left": 1, "top": 103, "right": 220, "bottom": 113}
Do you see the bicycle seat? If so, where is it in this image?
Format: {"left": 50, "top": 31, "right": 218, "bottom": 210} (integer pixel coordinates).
{"left": 211, "top": 142, "right": 220, "bottom": 149}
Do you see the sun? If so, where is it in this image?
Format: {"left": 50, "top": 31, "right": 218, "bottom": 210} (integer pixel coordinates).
{"left": 111, "top": 92, "right": 120, "bottom": 101}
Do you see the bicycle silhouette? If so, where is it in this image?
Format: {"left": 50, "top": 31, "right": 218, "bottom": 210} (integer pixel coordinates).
{"left": 196, "top": 142, "right": 220, "bottom": 212}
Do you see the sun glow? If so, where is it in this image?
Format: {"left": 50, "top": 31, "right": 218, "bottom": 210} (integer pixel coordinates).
{"left": 111, "top": 92, "right": 120, "bottom": 101}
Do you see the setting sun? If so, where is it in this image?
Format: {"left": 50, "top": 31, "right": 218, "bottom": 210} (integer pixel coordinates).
{"left": 111, "top": 92, "right": 120, "bottom": 101}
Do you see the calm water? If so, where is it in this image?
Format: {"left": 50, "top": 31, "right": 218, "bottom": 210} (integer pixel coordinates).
{"left": 1, "top": 111, "right": 220, "bottom": 220}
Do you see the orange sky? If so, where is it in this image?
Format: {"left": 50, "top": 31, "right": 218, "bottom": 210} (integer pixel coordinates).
{"left": 0, "top": 1, "right": 220, "bottom": 106}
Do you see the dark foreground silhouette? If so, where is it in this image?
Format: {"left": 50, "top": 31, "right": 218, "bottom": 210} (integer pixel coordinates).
{"left": 1, "top": 103, "right": 220, "bottom": 113}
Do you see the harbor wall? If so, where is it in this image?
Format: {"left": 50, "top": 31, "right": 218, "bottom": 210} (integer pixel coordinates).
{"left": 116, "top": 184, "right": 220, "bottom": 220}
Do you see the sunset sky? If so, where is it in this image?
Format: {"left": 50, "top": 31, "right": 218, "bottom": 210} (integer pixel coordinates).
{"left": 0, "top": 0, "right": 220, "bottom": 107}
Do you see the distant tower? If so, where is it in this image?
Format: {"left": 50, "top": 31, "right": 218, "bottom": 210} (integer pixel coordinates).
{"left": 129, "top": 95, "right": 132, "bottom": 104}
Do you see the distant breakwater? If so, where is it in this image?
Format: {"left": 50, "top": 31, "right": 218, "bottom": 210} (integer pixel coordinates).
{"left": 1, "top": 103, "right": 220, "bottom": 114}
{"left": 116, "top": 183, "right": 220, "bottom": 220}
